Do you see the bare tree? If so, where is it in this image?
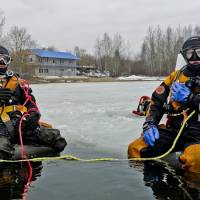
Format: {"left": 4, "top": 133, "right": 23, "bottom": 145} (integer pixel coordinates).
{"left": 94, "top": 32, "right": 131, "bottom": 76}
{"left": 94, "top": 36, "right": 104, "bottom": 71}
{"left": 74, "top": 46, "right": 95, "bottom": 67}
{"left": 0, "top": 10, "right": 5, "bottom": 43}
{"left": 94, "top": 33, "right": 113, "bottom": 72}
{"left": 101, "top": 32, "right": 112, "bottom": 72}
{"left": 194, "top": 26, "right": 200, "bottom": 35}
{"left": 5, "top": 26, "right": 37, "bottom": 75}
{"left": 5, "top": 26, "right": 36, "bottom": 52}
{"left": 142, "top": 26, "right": 156, "bottom": 75}
{"left": 123, "top": 40, "right": 133, "bottom": 75}
{"left": 112, "top": 33, "right": 124, "bottom": 76}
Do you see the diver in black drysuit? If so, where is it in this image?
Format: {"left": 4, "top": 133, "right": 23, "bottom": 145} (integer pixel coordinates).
{"left": 0, "top": 45, "right": 67, "bottom": 159}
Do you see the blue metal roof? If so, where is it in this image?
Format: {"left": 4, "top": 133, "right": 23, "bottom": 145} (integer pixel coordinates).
{"left": 31, "top": 49, "right": 80, "bottom": 60}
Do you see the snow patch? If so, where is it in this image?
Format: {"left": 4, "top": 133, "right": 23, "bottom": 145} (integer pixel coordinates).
{"left": 117, "top": 75, "right": 164, "bottom": 81}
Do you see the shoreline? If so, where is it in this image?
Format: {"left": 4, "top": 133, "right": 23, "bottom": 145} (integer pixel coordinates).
{"left": 29, "top": 76, "right": 163, "bottom": 84}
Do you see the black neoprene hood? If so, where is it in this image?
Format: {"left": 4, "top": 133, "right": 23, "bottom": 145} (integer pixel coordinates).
{"left": 182, "top": 36, "right": 200, "bottom": 51}
{"left": 0, "top": 46, "right": 9, "bottom": 56}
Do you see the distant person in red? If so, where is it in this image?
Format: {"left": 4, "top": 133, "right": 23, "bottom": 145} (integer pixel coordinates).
{"left": 132, "top": 96, "right": 151, "bottom": 116}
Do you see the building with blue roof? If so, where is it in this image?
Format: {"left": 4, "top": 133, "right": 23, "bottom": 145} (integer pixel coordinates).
{"left": 28, "top": 49, "right": 80, "bottom": 76}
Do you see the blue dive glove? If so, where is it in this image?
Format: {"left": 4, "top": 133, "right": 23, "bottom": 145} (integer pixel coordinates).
{"left": 143, "top": 122, "right": 159, "bottom": 147}
{"left": 171, "top": 82, "right": 191, "bottom": 103}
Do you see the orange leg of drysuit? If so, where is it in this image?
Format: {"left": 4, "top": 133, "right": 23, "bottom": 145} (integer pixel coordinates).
{"left": 179, "top": 144, "right": 200, "bottom": 173}
{"left": 128, "top": 124, "right": 166, "bottom": 158}
{"left": 128, "top": 136, "right": 148, "bottom": 158}
{"left": 128, "top": 136, "right": 200, "bottom": 173}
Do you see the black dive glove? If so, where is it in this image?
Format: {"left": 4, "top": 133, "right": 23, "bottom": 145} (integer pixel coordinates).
{"left": 23, "top": 111, "right": 41, "bottom": 130}
{"left": 10, "top": 111, "right": 23, "bottom": 129}
{"left": 0, "top": 88, "right": 16, "bottom": 104}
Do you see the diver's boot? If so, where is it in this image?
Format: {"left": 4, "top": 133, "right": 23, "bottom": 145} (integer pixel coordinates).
{"left": 53, "top": 137, "right": 67, "bottom": 152}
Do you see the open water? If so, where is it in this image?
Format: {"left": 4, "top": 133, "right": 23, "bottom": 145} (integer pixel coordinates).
{"left": 1, "top": 81, "right": 200, "bottom": 200}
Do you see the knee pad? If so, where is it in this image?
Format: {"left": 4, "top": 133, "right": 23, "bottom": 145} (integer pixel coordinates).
{"left": 128, "top": 136, "right": 148, "bottom": 158}
{"left": 38, "top": 127, "right": 67, "bottom": 152}
{"left": 179, "top": 144, "right": 200, "bottom": 173}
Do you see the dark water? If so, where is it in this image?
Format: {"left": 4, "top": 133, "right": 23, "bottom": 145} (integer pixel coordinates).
{"left": 0, "top": 82, "right": 200, "bottom": 200}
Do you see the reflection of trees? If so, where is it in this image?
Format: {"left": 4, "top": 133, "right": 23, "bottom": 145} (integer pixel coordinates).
{"left": 129, "top": 160, "right": 200, "bottom": 200}
{"left": 0, "top": 162, "right": 42, "bottom": 200}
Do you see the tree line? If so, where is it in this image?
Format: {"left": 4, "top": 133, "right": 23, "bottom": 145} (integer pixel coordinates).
{"left": 75, "top": 25, "right": 200, "bottom": 77}
{"left": 1, "top": 10, "right": 200, "bottom": 77}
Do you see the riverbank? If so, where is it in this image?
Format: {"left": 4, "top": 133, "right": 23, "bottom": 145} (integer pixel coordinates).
{"left": 30, "top": 76, "right": 115, "bottom": 84}
{"left": 29, "top": 76, "right": 163, "bottom": 84}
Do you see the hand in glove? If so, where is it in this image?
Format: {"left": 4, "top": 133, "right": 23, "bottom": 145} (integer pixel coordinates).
{"left": 143, "top": 122, "right": 159, "bottom": 147}
{"left": 10, "top": 111, "right": 23, "bottom": 129}
{"left": 23, "top": 111, "right": 41, "bottom": 130}
{"left": 171, "top": 82, "right": 191, "bottom": 103}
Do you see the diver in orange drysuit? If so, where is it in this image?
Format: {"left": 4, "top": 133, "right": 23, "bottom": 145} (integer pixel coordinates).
{"left": 128, "top": 36, "right": 200, "bottom": 173}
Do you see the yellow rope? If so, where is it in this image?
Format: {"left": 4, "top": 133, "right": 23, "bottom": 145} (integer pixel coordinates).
{"left": 0, "top": 110, "right": 195, "bottom": 163}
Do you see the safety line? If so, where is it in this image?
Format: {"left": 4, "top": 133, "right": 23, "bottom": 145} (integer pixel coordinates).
{"left": 0, "top": 110, "right": 195, "bottom": 163}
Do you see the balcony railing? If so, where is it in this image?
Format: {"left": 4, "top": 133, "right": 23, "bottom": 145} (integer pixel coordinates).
{"left": 31, "top": 62, "right": 77, "bottom": 68}
{"left": 41, "top": 62, "right": 77, "bottom": 67}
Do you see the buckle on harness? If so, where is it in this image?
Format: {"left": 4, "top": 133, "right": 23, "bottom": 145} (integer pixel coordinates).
{"left": 0, "top": 105, "right": 27, "bottom": 122}
{"left": 163, "top": 103, "right": 172, "bottom": 113}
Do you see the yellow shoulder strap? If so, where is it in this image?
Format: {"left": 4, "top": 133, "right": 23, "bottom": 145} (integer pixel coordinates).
{"left": 164, "top": 71, "right": 178, "bottom": 86}
{"left": 3, "top": 75, "right": 20, "bottom": 90}
{"left": 164, "top": 66, "right": 187, "bottom": 86}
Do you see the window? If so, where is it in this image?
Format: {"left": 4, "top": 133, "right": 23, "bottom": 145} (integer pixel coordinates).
{"left": 39, "top": 68, "right": 49, "bottom": 73}
{"left": 43, "top": 57, "right": 48, "bottom": 62}
{"left": 30, "top": 58, "right": 33, "bottom": 62}
{"left": 60, "top": 69, "right": 64, "bottom": 71}
{"left": 44, "top": 69, "right": 48, "bottom": 73}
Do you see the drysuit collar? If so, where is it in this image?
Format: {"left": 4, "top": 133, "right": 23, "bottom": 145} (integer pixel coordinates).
{"left": 183, "top": 64, "right": 200, "bottom": 77}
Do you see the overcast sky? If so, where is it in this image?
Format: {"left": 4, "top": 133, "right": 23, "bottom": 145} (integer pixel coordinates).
{"left": 1, "top": 0, "right": 200, "bottom": 54}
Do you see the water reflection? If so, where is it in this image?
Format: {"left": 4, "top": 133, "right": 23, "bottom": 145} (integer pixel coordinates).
{"left": 0, "top": 161, "right": 42, "bottom": 200}
{"left": 129, "top": 161, "right": 200, "bottom": 200}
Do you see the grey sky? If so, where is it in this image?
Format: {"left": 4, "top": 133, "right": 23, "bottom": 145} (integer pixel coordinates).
{"left": 1, "top": 0, "right": 200, "bottom": 54}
